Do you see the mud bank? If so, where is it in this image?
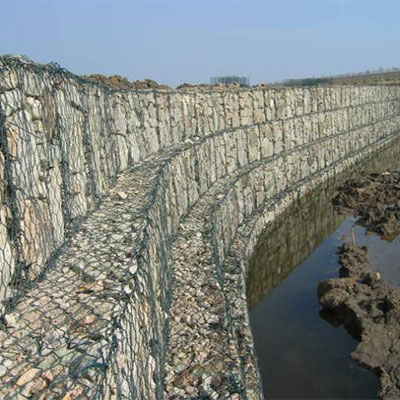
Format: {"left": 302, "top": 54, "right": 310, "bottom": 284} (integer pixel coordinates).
{"left": 319, "top": 171, "right": 400, "bottom": 399}
{"left": 333, "top": 171, "right": 400, "bottom": 240}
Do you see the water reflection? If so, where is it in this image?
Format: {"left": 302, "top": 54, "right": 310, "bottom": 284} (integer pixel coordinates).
{"left": 247, "top": 181, "right": 345, "bottom": 309}
{"left": 247, "top": 138, "right": 400, "bottom": 399}
{"left": 352, "top": 222, "right": 400, "bottom": 288}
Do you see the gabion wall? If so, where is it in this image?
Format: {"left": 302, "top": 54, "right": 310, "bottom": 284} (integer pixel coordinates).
{"left": 0, "top": 56, "right": 400, "bottom": 399}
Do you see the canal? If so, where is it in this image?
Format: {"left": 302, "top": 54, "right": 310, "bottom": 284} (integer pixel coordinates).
{"left": 247, "top": 139, "right": 400, "bottom": 399}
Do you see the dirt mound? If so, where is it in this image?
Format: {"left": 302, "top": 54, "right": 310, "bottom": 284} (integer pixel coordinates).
{"left": 318, "top": 170, "right": 400, "bottom": 399}
{"left": 318, "top": 243, "right": 400, "bottom": 400}
{"left": 83, "top": 74, "right": 171, "bottom": 90}
{"left": 175, "top": 83, "right": 268, "bottom": 90}
{"left": 131, "top": 79, "right": 171, "bottom": 90}
{"left": 333, "top": 171, "right": 400, "bottom": 240}
{"left": 83, "top": 76, "right": 266, "bottom": 91}
{"left": 176, "top": 82, "right": 243, "bottom": 91}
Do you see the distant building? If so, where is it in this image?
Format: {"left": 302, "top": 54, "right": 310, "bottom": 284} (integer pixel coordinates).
{"left": 210, "top": 76, "right": 250, "bottom": 87}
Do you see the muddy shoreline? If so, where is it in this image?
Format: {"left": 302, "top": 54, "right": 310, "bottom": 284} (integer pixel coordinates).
{"left": 333, "top": 171, "right": 400, "bottom": 240}
{"left": 318, "top": 171, "right": 400, "bottom": 399}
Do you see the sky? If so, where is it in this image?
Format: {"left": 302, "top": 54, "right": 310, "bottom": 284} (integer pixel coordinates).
{"left": 1, "top": 0, "right": 400, "bottom": 87}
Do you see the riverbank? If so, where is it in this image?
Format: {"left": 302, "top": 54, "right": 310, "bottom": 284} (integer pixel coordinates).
{"left": 333, "top": 171, "right": 400, "bottom": 240}
{"left": 318, "top": 171, "right": 400, "bottom": 399}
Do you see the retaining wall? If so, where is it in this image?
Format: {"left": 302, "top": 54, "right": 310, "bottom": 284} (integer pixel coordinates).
{"left": 0, "top": 56, "right": 400, "bottom": 399}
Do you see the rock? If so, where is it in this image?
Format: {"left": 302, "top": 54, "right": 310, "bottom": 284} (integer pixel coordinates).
{"left": 29, "top": 377, "right": 48, "bottom": 394}
{"left": 123, "top": 285, "right": 132, "bottom": 295}
{"left": 320, "top": 288, "right": 350, "bottom": 309}
{"left": 81, "top": 315, "right": 97, "bottom": 325}
{"left": 16, "top": 368, "right": 41, "bottom": 387}
{"left": 185, "top": 385, "right": 196, "bottom": 395}
{"left": 116, "top": 191, "right": 128, "bottom": 200}
{"left": 318, "top": 278, "right": 356, "bottom": 299}
{"left": 78, "top": 281, "right": 104, "bottom": 293}
{"left": 42, "top": 369, "right": 55, "bottom": 383}
{"left": 363, "top": 271, "right": 382, "bottom": 286}
{"left": 3, "top": 313, "right": 17, "bottom": 328}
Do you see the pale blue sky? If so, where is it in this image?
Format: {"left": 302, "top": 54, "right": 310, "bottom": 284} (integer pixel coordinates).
{"left": 1, "top": 0, "right": 399, "bottom": 86}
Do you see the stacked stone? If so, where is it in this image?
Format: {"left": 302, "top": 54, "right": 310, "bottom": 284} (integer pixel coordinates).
{"left": 0, "top": 162, "right": 166, "bottom": 398}
{"left": 0, "top": 56, "right": 400, "bottom": 399}
{"left": 222, "top": 137, "right": 400, "bottom": 398}
{"left": 163, "top": 105, "right": 400, "bottom": 399}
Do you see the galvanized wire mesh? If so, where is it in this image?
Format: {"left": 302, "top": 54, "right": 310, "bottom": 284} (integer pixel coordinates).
{"left": 0, "top": 56, "right": 173, "bottom": 399}
{"left": 0, "top": 55, "right": 400, "bottom": 400}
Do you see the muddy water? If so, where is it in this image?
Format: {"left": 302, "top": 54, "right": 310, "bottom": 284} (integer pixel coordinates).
{"left": 351, "top": 221, "right": 400, "bottom": 289}
{"left": 247, "top": 139, "right": 400, "bottom": 399}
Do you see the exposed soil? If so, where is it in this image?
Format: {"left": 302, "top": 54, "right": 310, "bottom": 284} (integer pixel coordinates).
{"left": 333, "top": 171, "right": 400, "bottom": 240}
{"left": 318, "top": 171, "right": 400, "bottom": 399}
{"left": 176, "top": 83, "right": 268, "bottom": 90}
{"left": 83, "top": 75, "right": 267, "bottom": 91}
{"left": 176, "top": 82, "right": 243, "bottom": 90}
{"left": 83, "top": 74, "right": 172, "bottom": 90}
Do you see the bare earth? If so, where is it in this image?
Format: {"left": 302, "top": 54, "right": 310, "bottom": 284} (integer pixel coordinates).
{"left": 318, "top": 171, "right": 400, "bottom": 400}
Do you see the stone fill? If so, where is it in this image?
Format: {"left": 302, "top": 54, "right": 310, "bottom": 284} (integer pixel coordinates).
{"left": 0, "top": 163, "right": 162, "bottom": 399}
{"left": 1, "top": 56, "right": 400, "bottom": 399}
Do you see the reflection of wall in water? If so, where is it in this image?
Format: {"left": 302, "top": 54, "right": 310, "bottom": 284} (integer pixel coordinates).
{"left": 247, "top": 137, "right": 400, "bottom": 309}
{"left": 247, "top": 182, "right": 343, "bottom": 309}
